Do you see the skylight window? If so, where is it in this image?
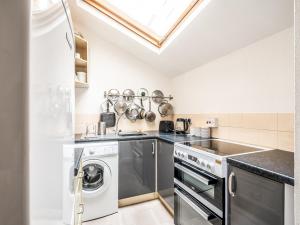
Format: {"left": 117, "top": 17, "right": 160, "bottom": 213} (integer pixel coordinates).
{"left": 84, "top": 0, "right": 204, "bottom": 48}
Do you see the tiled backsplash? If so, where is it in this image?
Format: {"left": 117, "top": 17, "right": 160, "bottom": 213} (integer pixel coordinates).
{"left": 75, "top": 113, "right": 173, "bottom": 134}
{"left": 76, "top": 113, "right": 294, "bottom": 151}
{"left": 174, "top": 113, "right": 294, "bottom": 151}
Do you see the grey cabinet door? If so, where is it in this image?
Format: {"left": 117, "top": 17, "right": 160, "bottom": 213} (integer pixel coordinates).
{"left": 157, "top": 140, "right": 174, "bottom": 209}
{"left": 119, "top": 139, "right": 156, "bottom": 199}
{"left": 228, "top": 166, "right": 284, "bottom": 225}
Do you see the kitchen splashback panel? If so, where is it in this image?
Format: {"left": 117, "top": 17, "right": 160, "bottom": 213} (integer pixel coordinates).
{"left": 174, "top": 113, "right": 294, "bottom": 151}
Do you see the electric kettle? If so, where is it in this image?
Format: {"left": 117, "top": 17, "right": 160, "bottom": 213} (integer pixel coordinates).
{"left": 175, "top": 118, "right": 191, "bottom": 134}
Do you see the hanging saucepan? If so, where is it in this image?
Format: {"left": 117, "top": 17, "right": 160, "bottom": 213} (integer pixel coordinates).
{"left": 158, "top": 100, "right": 173, "bottom": 117}
{"left": 145, "top": 99, "right": 156, "bottom": 122}
{"left": 137, "top": 88, "right": 149, "bottom": 101}
{"left": 152, "top": 90, "right": 164, "bottom": 104}
{"left": 123, "top": 89, "right": 135, "bottom": 102}
{"left": 114, "top": 98, "right": 128, "bottom": 116}
{"left": 107, "top": 89, "right": 120, "bottom": 102}
{"left": 137, "top": 98, "right": 146, "bottom": 119}
{"left": 125, "top": 103, "right": 140, "bottom": 122}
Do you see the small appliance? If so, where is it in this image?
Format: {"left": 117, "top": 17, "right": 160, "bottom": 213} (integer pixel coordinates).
{"left": 175, "top": 118, "right": 191, "bottom": 134}
{"left": 159, "top": 120, "right": 174, "bottom": 133}
{"left": 174, "top": 139, "right": 272, "bottom": 225}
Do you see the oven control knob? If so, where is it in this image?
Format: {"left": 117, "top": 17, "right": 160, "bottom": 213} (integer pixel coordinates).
{"left": 175, "top": 150, "right": 178, "bottom": 156}
{"left": 196, "top": 159, "right": 201, "bottom": 165}
{"left": 183, "top": 153, "right": 187, "bottom": 158}
{"left": 207, "top": 162, "right": 215, "bottom": 172}
{"left": 201, "top": 160, "right": 207, "bottom": 168}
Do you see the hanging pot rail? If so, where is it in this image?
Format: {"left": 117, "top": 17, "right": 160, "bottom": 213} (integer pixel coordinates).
{"left": 104, "top": 91, "right": 173, "bottom": 100}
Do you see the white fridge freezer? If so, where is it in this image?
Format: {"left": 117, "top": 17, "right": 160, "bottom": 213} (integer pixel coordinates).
{"left": 30, "top": 1, "right": 75, "bottom": 224}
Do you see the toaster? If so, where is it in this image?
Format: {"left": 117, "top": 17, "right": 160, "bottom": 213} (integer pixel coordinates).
{"left": 159, "top": 120, "right": 174, "bottom": 133}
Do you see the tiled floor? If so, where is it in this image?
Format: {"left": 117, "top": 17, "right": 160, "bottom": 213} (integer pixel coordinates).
{"left": 84, "top": 200, "right": 174, "bottom": 225}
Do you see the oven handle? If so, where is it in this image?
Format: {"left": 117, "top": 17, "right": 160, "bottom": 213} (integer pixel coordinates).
{"left": 175, "top": 188, "right": 215, "bottom": 222}
{"left": 175, "top": 163, "right": 216, "bottom": 185}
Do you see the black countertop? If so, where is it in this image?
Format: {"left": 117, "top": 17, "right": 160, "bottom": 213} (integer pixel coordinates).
{"left": 227, "top": 149, "right": 294, "bottom": 186}
{"left": 75, "top": 131, "right": 207, "bottom": 144}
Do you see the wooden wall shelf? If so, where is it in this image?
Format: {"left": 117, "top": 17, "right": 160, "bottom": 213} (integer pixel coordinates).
{"left": 75, "top": 34, "right": 89, "bottom": 88}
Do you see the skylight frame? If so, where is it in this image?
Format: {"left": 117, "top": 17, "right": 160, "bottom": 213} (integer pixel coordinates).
{"left": 83, "top": 0, "right": 204, "bottom": 48}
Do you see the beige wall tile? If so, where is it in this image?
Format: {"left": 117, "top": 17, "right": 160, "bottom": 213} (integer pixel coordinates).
{"left": 227, "top": 128, "right": 260, "bottom": 146}
{"left": 277, "top": 113, "right": 294, "bottom": 132}
{"left": 258, "top": 130, "right": 278, "bottom": 148}
{"left": 277, "top": 131, "right": 294, "bottom": 151}
{"left": 241, "top": 113, "right": 277, "bottom": 130}
{"left": 209, "top": 113, "right": 230, "bottom": 127}
{"left": 211, "top": 127, "right": 230, "bottom": 139}
{"left": 228, "top": 113, "right": 243, "bottom": 128}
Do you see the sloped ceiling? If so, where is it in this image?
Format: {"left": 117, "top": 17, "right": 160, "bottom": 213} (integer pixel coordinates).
{"left": 69, "top": 0, "right": 294, "bottom": 76}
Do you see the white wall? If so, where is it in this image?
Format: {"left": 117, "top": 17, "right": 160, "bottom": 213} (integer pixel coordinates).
{"left": 172, "top": 28, "right": 294, "bottom": 114}
{"left": 75, "top": 24, "right": 172, "bottom": 132}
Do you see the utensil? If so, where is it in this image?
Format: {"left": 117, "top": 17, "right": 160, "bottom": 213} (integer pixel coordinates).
{"left": 137, "top": 98, "right": 146, "bottom": 119}
{"left": 100, "top": 100, "right": 116, "bottom": 128}
{"left": 158, "top": 101, "right": 173, "bottom": 117}
{"left": 100, "top": 122, "right": 107, "bottom": 135}
{"left": 152, "top": 90, "right": 164, "bottom": 104}
{"left": 77, "top": 72, "right": 86, "bottom": 83}
{"left": 123, "top": 89, "right": 135, "bottom": 102}
{"left": 86, "top": 123, "right": 97, "bottom": 137}
{"left": 75, "top": 52, "right": 81, "bottom": 59}
{"left": 107, "top": 89, "right": 120, "bottom": 102}
{"left": 137, "top": 88, "right": 149, "bottom": 100}
{"left": 145, "top": 99, "right": 156, "bottom": 122}
{"left": 125, "top": 103, "right": 139, "bottom": 122}
{"left": 114, "top": 98, "right": 128, "bottom": 116}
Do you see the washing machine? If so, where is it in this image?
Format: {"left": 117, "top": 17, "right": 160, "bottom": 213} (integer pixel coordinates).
{"left": 63, "top": 142, "right": 118, "bottom": 223}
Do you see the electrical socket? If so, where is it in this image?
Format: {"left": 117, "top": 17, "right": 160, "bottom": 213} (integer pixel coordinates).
{"left": 206, "top": 118, "right": 218, "bottom": 128}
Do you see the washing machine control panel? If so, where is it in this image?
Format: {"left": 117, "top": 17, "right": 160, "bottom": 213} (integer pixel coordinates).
{"left": 83, "top": 144, "right": 118, "bottom": 157}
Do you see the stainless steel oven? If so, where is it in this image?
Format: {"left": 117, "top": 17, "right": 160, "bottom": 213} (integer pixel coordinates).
{"left": 175, "top": 187, "right": 223, "bottom": 225}
{"left": 174, "top": 157, "right": 224, "bottom": 225}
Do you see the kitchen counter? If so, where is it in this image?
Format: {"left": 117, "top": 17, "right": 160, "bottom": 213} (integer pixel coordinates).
{"left": 75, "top": 131, "right": 208, "bottom": 144}
{"left": 74, "top": 147, "right": 84, "bottom": 176}
{"left": 227, "top": 149, "right": 294, "bottom": 186}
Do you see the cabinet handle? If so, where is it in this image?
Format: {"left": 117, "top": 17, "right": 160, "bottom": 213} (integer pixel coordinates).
{"left": 228, "top": 172, "right": 236, "bottom": 197}
{"left": 65, "top": 32, "right": 73, "bottom": 50}
{"left": 152, "top": 142, "right": 155, "bottom": 156}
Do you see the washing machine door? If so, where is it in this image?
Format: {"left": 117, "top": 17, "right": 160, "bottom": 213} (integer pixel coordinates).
{"left": 82, "top": 159, "right": 112, "bottom": 198}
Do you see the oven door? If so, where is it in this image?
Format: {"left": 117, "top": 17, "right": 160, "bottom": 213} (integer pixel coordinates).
{"left": 174, "top": 158, "right": 224, "bottom": 218}
{"left": 175, "top": 187, "right": 223, "bottom": 225}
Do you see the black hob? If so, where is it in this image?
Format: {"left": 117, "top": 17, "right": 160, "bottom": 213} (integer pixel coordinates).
{"left": 181, "top": 139, "right": 267, "bottom": 157}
